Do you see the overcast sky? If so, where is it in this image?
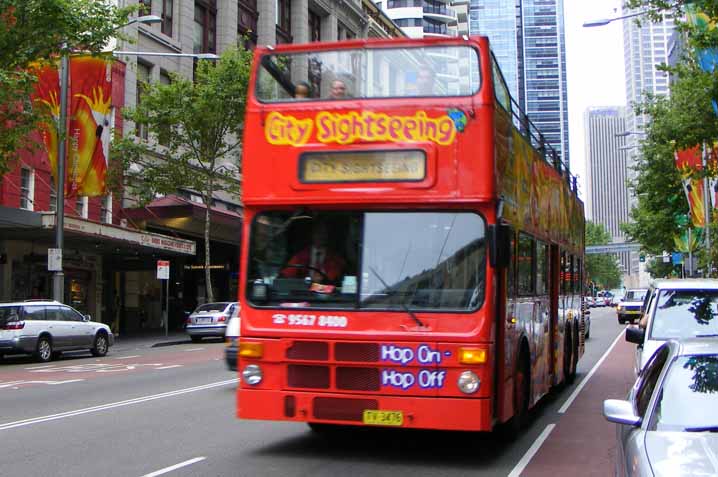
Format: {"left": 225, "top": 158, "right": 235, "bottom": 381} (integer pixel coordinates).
{"left": 564, "top": 0, "right": 626, "bottom": 199}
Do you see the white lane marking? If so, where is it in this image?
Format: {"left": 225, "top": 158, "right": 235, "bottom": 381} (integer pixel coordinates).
{"left": 507, "top": 424, "right": 556, "bottom": 477}
{"left": 25, "top": 364, "right": 56, "bottom": 370}
{"left": 558, "top": 328, "right": 624, "bottom": 414}
{"left": 156, "top": 365, "right": 182, "bottom": 370}
{"left": 114, "top": 355, "right": 141, "bottom": 359}
{"left": 0, "top": 378, "right": 237, "bottom": 431}
{"left": 141, "top": 457, "right": 206, "bottom": 477}
{"left": 184, "top": 348, "right": 204, "bottom": 352}
{"left": 0, "top": 379, "right": 85, "bottom": 389}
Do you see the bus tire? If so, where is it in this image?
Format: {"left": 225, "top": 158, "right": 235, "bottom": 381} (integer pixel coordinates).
{"left": 501, "top": 346, "right": 530, "bottom": 440}
{"left": 563, "top": 326, "right": 574, "bottom": 385}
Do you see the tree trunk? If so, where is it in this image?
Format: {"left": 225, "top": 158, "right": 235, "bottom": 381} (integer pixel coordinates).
{"left": 204, "top": 182, "right": 214, "bottom": 303}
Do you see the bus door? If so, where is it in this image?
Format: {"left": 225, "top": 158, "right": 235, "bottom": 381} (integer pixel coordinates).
{"left": 549, "top": 244, "right": 560, "bottom": 385}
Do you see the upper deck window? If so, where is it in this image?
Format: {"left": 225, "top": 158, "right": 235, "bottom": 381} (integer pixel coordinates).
{"left": 256, "top": 45, "right": 481, "bottom": 102}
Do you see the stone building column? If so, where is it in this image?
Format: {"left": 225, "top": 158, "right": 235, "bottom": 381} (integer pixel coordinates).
{"left": 217, "top": 0, "right": 239, "bottom": 52}
{"left": 321, "top": 8, "right": 338, "bottom": 42}
{"left": 257, "top": 0, "right": 277, "bottom": 46}
{"left": 291, "top": 0, "right": 310, "bottom": 45}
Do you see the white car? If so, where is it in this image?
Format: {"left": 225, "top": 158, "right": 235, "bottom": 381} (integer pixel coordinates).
{"left": 626, "top": 279, "right": 718, "bottom": 375}
{"left": 224, "top": 308, "right": 240, "bottom": 371}
{"left": 616, "top": 288, "right": 648, "bottom": 324}
{"left": 0, "top": 300, "right": 114, "bottom": 362}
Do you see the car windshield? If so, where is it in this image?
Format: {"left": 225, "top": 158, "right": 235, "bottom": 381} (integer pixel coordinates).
{"left": 652, "top": 355, "right": 718, "bottom": 431}
{"left": 195, "top": 303, "right": 230, "bottom": 313}
{"left": 256, "top": 45, "right": 481, "bottom": 101}
{"left": 247, "top": 210, "right": 486, "bottom": 311}
{"left": 0, "top": 306, "right": 21, "bottom": 325}
{"left": 624, "top": 290, "right": 647, "bottom": 301}
{"left": 650, "top": 290, "right": 718, "bottom": 340}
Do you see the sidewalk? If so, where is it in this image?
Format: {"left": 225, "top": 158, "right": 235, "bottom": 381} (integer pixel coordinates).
{"left": 111, "top": 330, "right": 192, "bottom": 352}
{"left": 521, "top": 335, "right": 637, "bottom": 476}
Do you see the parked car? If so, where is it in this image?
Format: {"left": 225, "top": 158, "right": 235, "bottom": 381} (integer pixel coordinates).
{"left": 0, "top": 300, "right": 114, "bottom": 362}
{"left": 585, "top": 296, "right": 596, "bottom": 308}
{"left": 626, "top": 279, "right": 718, "bottom": 374}
{"left": 186, "top": 302, "right": 238, "bottom": 342}
{"left": 224, "top": 306, "right": 240, "bottom": 371}
{"left": 617, "top": 288, "right": 649, "bottom": 324}
{"left": 604, "top": 339, "right": 718, "bottom": 477}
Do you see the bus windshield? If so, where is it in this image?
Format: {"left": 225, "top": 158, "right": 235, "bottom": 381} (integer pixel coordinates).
{"left": 256, "top": 45, "right": 481, "bottom": 102}
{"left": 247, "top": 210, "right": 486, "bottom": 311}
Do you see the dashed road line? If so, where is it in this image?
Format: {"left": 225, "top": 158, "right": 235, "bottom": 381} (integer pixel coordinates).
{"left": 141, "top": 457, "right": 206, "bottom": 477}
{"left": 0, "top": 378, "right": 237, "bottom": 431}
{"left": 114, "top": 355, "right": 141, "bottom": 359}
{"left": 0, "top": 379, "right": 85, "bottom": 389}
{"left": 507, "top": 424, "right": 556, "bottom": 477}
{"left": 25, "top": 364, "right": 57, "bottom": 370}
{"left": 184, "top": 348, "right": 205, "bottom": 352}
{"left": 156, "top": 365, "right": 183, "bottom": 370}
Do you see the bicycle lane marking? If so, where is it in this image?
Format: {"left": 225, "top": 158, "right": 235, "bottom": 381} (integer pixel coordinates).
{"left": 514, "top": 330, "right": 636, "bottom": 476}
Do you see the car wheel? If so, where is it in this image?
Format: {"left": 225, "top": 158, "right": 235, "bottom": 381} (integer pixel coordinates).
{"left": 36, "top": 337, "right": 53, "bottom": 363}
{"left": 190, "top": 336, "right": 202, "bottom": 343}
{"left": 91, "top": 333, "right": 109, "bottom": 357}
{"left": 618, "top": 316, "right": 625, "bottom": 324}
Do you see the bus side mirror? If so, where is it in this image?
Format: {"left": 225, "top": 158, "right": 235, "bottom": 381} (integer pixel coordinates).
{"left": 489, "top": 224, "right": 512, "bottom": 268}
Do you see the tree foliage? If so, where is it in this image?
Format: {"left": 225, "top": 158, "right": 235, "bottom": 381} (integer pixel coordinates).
{"left": 112, "top": 46, "right": 252, "bottom": 302}
{"left": 0, "top": 0, "right": 132, "bottom": 177}
{"left": 585, "top": 222, "right": 622, "bottom": 289}
{"left": 620, "top": 1, "right": 718, "bottom": 274}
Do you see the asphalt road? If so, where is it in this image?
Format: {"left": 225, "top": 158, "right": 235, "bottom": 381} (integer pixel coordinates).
{"left": 0, "top": 307, "right": 626, "bottom": 477}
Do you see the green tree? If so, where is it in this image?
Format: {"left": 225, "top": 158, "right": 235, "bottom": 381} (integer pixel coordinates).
{"left": 112, "top": 46, "right": 252, "bottom": 303}
{"left": 0, "top": 0, "right": 132, "bottom": 177}
{"left": 585, "top": 221, "right": 622, "bottom": 289}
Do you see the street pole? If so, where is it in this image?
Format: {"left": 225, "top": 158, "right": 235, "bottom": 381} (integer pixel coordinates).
{"left": 52, "top": 51, "right": 69, "bottom": 303}
{"left": 704, "top": 142, "right": 712, "bottom": 276}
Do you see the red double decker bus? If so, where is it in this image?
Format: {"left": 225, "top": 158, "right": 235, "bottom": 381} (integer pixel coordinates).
{"left": 237, "top": 35, "right": 585, "bottom": 434}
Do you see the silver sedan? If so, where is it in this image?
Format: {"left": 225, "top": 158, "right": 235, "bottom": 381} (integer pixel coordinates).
{"left": 604, "top": 338, "right": 718, "bottom": 476}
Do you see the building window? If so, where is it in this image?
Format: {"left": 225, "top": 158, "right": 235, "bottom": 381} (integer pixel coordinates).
{"left": 161, "top": 0, "right": 173, "bottom": 37}
{"left": 101, "top": 194, "right": 113, "bottom": 224}
{"left": 238, "top": 0, "right": 258, "bottom": 49}
{"left": 338, "top": 22, "right": 355, "bottom": 40}
{"left": 49, "top": 185, "right": 57, "bottom": 212}
{"left": 194, "top": 0, "right": 217, "bottom": 54}
{"left": 309, "top": 10, "right": 321, "bottom": 42}
{"left": 20, "top": 167, "right": 34, "bottom": 210}
{"left": 139, "top": 0, "right": 152, "bottom": 15}
{"left": 75, "top": 196, "right": 88, "bottom": 219}
{"left": 136, "top": 62, "right": 151, "bottom": 140}
{"left": 276, "top": 0, "right": 291, "bottom": 43}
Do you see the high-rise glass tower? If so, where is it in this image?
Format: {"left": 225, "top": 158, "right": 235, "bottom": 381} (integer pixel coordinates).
{"left": 465, "top": 0, "right": 569, "bottom": 167}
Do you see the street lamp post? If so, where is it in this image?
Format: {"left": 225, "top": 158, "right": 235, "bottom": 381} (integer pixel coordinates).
{"left": 51, "top": 15, "right": 162, "bottom": 303}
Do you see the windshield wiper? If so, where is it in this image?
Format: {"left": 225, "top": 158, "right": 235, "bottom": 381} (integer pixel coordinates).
{"left": 684, "top": 426, "right": 718, "bottom": 432}
{"left": 369, "top": 266, "right": 425, "bottom": 328}
{"left": 695, "top": 334, "right": 718, "bottom": 338}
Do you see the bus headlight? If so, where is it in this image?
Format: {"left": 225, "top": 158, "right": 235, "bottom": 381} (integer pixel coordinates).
{"left": 457, "top": 371, "right": 480, "bottom": 394}
{"left": 242, "top": 364, "right": 263, "bottom": 385}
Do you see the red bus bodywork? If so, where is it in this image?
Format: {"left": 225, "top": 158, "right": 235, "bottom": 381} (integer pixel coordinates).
{"left": 238, "top": 36, "right": 585, "bottom": 432}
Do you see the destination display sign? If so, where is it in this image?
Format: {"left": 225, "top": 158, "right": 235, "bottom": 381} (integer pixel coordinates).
{"left": 299, "top": 150, "right": 426, "bottom": 183}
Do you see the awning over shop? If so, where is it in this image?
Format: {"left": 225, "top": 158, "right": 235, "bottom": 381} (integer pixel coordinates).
{"left": 123, "top": 195, "right": 242, "bottom": 244}
{"left": 40, "top": 213, "right": 196, "bottom": 256}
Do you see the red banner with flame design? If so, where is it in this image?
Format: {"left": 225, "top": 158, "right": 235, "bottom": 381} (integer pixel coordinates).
{"left": 31, "top": 55, "right": 113, "bottom": 197}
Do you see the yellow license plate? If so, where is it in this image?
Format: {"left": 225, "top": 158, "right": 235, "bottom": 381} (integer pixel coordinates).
{"left": 363, "top": 410, "right": 403, "bottom": 427}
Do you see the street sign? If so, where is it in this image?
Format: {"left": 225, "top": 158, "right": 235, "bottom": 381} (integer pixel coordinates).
{"left": 672, "top": 252, "right": 683, "bottom": 265}
{"left": 48, "top": 248, "right": 62, "bottom": 271}
{"left": 156, "top": 260, "right": 170, "bottom": 279}
{"left": 585, "top": 242, "right": 641, "bottom": 254}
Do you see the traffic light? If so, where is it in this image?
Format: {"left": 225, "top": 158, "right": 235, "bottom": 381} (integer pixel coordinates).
{"left": 639, "top": 253, "right": 646, "bottom": 263}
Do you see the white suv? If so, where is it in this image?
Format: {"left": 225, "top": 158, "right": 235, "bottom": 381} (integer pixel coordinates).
{"left": 0, "top": 300, "right": 114, "bottom": 362}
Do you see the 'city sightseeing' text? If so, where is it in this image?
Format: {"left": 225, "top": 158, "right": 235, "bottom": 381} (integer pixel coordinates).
{"left": 264, "top": 110, "right": 457, "bottom": 147}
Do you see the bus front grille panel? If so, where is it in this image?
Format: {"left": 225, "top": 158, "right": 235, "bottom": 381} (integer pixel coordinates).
{"left": 334, "top": 342, "right": 380, "bottom": 362}
{"left": 313, "top": 397, "right": 378, "bottom": 421}
{"left": 287, "top": 364, "right": 330, "bottom": 389}
{"left": 336, "top": 367, "right": 380, "bottom": 391}
{"left": 286, "top": 341, "right": 329, "bottom": 361}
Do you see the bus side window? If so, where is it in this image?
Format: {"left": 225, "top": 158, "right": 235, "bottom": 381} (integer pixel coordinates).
{"left": 536, "top": 240, "right": 548, "bottom": 295}
{"left": 518, "top": 233, "right": 535, "bottom": 296}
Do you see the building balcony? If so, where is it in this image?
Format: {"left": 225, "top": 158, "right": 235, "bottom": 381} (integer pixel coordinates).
{"left": 422, "top": 6, "right": 456, "bottom": 23}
